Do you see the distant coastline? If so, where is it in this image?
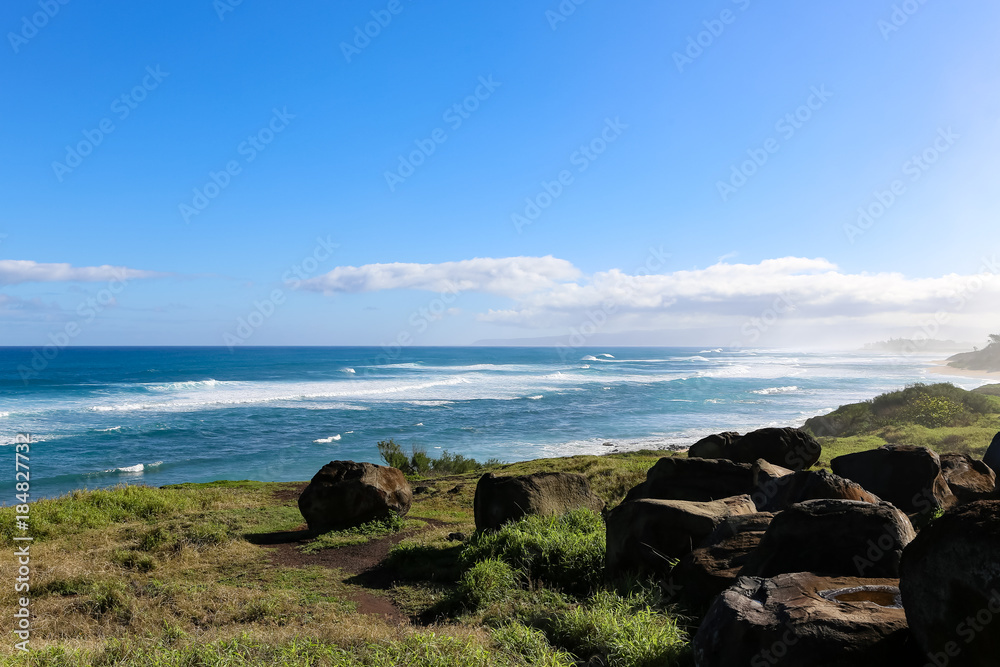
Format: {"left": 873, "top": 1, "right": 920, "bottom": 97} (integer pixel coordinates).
{"left": 927, "top": 360, "right": 1000, "bottom": 380}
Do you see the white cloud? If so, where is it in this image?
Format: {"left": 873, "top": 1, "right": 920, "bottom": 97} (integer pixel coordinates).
{"left": 476, "top": 256, "right": 1000, "bottom": 328}
{"left": 299, "top": 256, "right": 580, "bottom": 297}
{"left": 0, "top": 260, "right": 164, "bottom": 286}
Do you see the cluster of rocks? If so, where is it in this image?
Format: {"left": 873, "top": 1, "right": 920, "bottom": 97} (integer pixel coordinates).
{"left": 296, "top": 427, "right": 1000, "bottom": 666}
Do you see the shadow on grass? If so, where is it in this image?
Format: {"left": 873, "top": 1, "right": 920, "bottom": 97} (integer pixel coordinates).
{"left": 244, "top": 528, "right": 313, "bottom": 545}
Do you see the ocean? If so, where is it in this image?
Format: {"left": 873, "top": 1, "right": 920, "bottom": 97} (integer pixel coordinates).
{"left": 0, "top": 346, "right": 984, "bottom": 499}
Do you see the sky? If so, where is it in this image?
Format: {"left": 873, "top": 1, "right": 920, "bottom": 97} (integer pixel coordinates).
{"left": 2, "top": 0, "right": 999, "bottom": 350}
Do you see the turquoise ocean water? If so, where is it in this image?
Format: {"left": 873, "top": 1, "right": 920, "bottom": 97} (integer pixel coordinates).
{"left": 0, "top": 346, "right": 984, "bottom": 499}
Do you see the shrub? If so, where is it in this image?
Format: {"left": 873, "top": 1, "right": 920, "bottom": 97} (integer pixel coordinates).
{"left": 491, "top": 622, "right": 575, "bottom": 666}
{"left": 460, "top": 509, "right": 606, "bottom": 597}
{"left": 378, "top": 439, "right": 411, "bottom": 471}
{"left": 376, "top": 439, "right": 502, "bottom": 476}
{"left": 459, "top": 558, "right": 518, "bottom": 609}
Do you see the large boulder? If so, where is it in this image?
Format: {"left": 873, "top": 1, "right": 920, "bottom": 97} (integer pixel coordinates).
{"left": 693, "top": 572, "right": 922, "bottom": 667}
{"left": 624, "top": 456, "right": 756, "bottom": 503}
{"left": 753, "top": 465, "right": 881, "bottom": 513}
{"left": 740, "top": 499, "right": 916, "bottom": 579}
{"left": 606, "top": 495, "right": 756, "bottom": 579}
{"left": 473, "top": 471, "right": 604, "bottom": 531}
{"left": 298, "top": 460, "right": 412, "bottom": 533}
{"left": 831, "top": 445, "right": 956, "bottom": 524}
{"left": 674, "top": 512, "right": 774, "bottom": 611}
{"left": 688, "top": 431, "right": 741, "bottom": 459}
{"left": 900, "top": 500, "right": 1000, "bottom": 665}
{"left": 983, "top": 431, "right": 1000, "bottom": 473}
{"left": 689, "top": 427, "right": 821, "bottom": 470}
{"left": 940, "top": 453, "right": 997, "bottom": 504}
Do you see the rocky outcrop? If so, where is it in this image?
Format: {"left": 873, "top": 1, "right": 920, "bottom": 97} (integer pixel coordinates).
{"left": 473, "top": 471, "right": 604, "bottom": 531}
{"left": 689, "top": 427, "right": 821, "bottom": 470}
{"left": 693, "top": 573, "right": 922, "bottom": 666}
{"left": 605, "top": 495, "right": 756, "bottom": 579}
{"left": 674, "top": 512, "right": 774, "bottom": 611}
{"left": 624, "top": 457, "right": 756, "bottom": 503}
{"left": 298, "top": 460, "right": 412, "bottom": 533}
{"left": 939, "top": 453, "right": 997, "bottom": 504}
{"left": 982, "top": 431, "right": 1000, "bottom": 474}
{"left": 739, "top": 499, "right": 915, "bottom": 579}
{"left": 900, "top": 500, "right": 1000, "bottom": 665}
{"left": 831, "top": 445, "right": 956, "bottom": 524}
{"left": 753, "top": 466, "right": 881, "bottom": 513}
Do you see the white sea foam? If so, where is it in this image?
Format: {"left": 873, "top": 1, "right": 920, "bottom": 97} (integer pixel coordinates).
{"left": 341, "top": 368, "right": 356, "bottom": 374}
{"left": 0, "top": 412, "right": 9, "bottom": 418}
{"left": 580, "top": 365, "right": 590, "bottom": 369}
{"left": 751, "top": 386, "right": 800, "bottom": 395}
{"left": 96, "top": 426, "right": 122, "bottom": 432}
{"left": 314, "top": 435, "right": 341, "bottom": 443}
{"left": 415, "top": 422, "right": 424, "bottom": 426}
{"left": 700, "top": 348, "right": 724, "bottom": 353}
{"left": 581, "top": 355, "right": 598, "bottom": 361}
{"left": 527, "top": 395, "right": 543, "bottom": 400}
{"left": 102, "top": 461, "right": 163, "bottom": 474}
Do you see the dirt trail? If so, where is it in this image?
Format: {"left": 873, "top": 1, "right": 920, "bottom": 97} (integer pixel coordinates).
{"left": 256, "top": 485, "right": 448, "bottom": 624}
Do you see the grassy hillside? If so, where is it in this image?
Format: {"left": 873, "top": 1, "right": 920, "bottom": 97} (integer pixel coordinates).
{"left": 947, "top": 338, "right": 1000, "bottom": 372}
{"left": 803, "top": 382, "right": 1000, "bottom": 467}
{"left": 0, "top": 450, "right": 690, "bottom": 667}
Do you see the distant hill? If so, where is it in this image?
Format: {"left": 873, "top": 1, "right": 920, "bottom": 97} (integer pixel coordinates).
{"left": 947, "top": 337, "right": 1000, "bottom": 372}
{"left": 862, "top": 338, "right": 972, "bottom": 353}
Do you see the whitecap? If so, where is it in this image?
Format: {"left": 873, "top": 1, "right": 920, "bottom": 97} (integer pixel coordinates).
{"left": 750, "top": 386, "right": 799, "bottom": 395}
{"left": 104, "top": 461, "right": 162, "bottom": 474}
{"left": 314, "top": 434, "right": 341, "bottom": 443}
{"left": 527, "top": 395, "right": 543, "bottom": 400}
{"left": 580, "top": 365, "right": 590, "bottom": 369}
{"left": 699, "top": 348, "right": 724, "bottom": 354}
{"left": 96, "top": 426, "right": 122, "bottom": 432}
{"left": 341, "top": 368, "right": 356, "bottom": 374}
{"left": 415, "top": 422, "right": 424, "bottom": 426}
{"left": 597, "top": 353, "right": 615, "bottom": 358}
{"left": 581, "top": 355, "right": 598, "bottom": 361}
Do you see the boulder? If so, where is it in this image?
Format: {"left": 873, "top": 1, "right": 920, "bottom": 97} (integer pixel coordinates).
{"left": 674, "top": 512, "right": 774, "bottom": 611}
{"left": 693, "top": 572, "right": 923, "bottom": 667}
{"left": 983, "top": 431, "right": 1000, "bottom": 473}
{"left": 298, "top": 460, "right": 412, "bottom": 533}
{"left": 624, "top": 456, "right": 756, "bottom": 503}
{"left": 900, "top": 500, "right": 1000, "bottom": 665}
{"left": 740, "top": 499, "right": 916, "bottom": 579}
{"left": 688, "top": 431, "right": 741, "bottom": 459}
{"left": 752, "top": 466, "right": 881, "bottom": 513}
{"left": 473, "top": 471, "right": 604, "bottom": 531}
{"left": 831, "top": 445, "right": 956, "bottom": 524}
{"left": 940, "top": 453, "right": 997, "bottom": 504}
{"left": 688, "top": 427, "right": 821, "bottom": 470}
{"left": 606, "top": 495, "right": 756, "bottom": 579}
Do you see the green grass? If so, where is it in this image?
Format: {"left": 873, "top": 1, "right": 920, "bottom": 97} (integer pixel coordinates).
{"left": 459, "top": 508, "right": 606, "bottom": 597}
{"left": 299, "top": 514, "right": 412, "bottom": 552}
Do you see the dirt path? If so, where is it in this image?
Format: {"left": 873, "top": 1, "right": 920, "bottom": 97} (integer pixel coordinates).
{"left": 256, "top": 485, "right": 448, "bottom": 624}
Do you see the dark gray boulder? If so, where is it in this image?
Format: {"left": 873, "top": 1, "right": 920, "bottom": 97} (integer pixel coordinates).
{"left": 298, "top": 460, "right": 412, "bottom": 533}
{"left": 473, "top": 471, "right": 604, "bottom": 531}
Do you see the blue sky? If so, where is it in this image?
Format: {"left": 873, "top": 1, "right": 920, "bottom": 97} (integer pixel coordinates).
{"left": 2, "top": 0, "right": 999, "bottom": 348}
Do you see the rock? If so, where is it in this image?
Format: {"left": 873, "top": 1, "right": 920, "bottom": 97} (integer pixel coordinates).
{"left": 693, "top": 572, "right": 923, "bottom": 667}
{"left": 447, "top": 485, "right": 463, "bottom": 494}
{"left": 689, "top": 427, "right": 821, "bottom": 470}
{"left": 753, "top": 466, "right": 881, "bottom": 513}
{"left": 473, "top": 472, "right": 604, "bottom": 531}
{"left": 983, "top": 431, "right": 1000, "bottom": 473}
{"left": 940, "top": 453, "right": 997, "bottom": 504}
{"left": 900, "top": 500, "right": 1000, "bottom": 664}
{"left": 752, "top": 458, "right": 795, "bottom": 485}
{"left": 674, "top": 512, "right": 774, "bottom": 611}
{"left": 688, "top": 431, "right": 741, "bottom": 459}
{"left": 447, "top": 532, "right": 466, "bottom": 542}
{"left": 831, "top": 445, "right": 956, "bottom": 525}
{"left": 740, "top": 499, "right": 915, "bottom": 579}
{"left": 606, "top": 495, "right": 756, "bottom": 579}
{"left": 413, "top": 485, "right": 431, "bottom": 494}
{"left": 298, "top": 460, "right": 412, "bottom": 533}
{"left": 624, "top": 456, "right": 757, "bottom": 503}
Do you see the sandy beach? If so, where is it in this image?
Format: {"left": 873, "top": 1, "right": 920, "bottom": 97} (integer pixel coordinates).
{"left": 927, "top": 361, "right": 1000, "bottom": 381}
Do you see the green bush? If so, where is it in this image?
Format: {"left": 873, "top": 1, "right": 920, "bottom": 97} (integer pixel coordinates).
{"left": 376, "top": 439, "right": 502, "bottom": 476}
{"left": 377, "top": 439, "right": 411, "bottom": 471}
{"left": 491, "top": 623, "right": 575, "bottom": 666}
{"left": 459, "top": 558, "right": 518, "bottom": 609}
{"left": 460, "top": 509, "right": 606, "bottom": 597}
